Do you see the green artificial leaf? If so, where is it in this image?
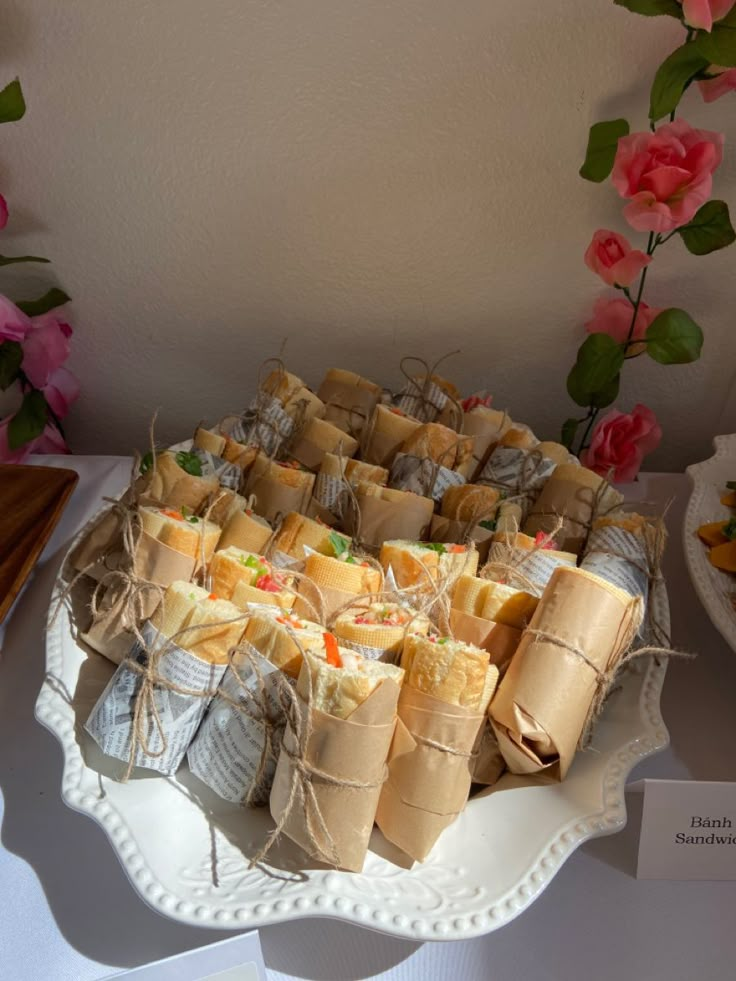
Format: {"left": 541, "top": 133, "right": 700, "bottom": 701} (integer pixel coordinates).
{"left": 328, "top": 530, "right": 350, "bottom": 558}
{"left": 695, "top": 9, "right": 736, "bottom": 66}
{"left": 614, "top": 0, "right": 682, "bottom": 15}
{"left": 649, "top": 43, "right": 709, "bottom": 120}
{"left": 567, "top": 363, "right": 621, "bottom": 409}
{"left": 0, "top": 339, "right": 22, "bottom": 390}
{"left": 478, "top": 517, "right": 497, "bottom": 532}
{"left": 561, "top": 417, "right": 582, "bottom": 450}
{"left": 574, "top": 333, "right": 625, "bottom": 391}
{"left": 0, "top": 79, "right": 26, "bottom": 123}
{"left": 678, "top": 200, "right": 736, "bottom": 255}
{"left": 139, "top": 451, "right": 154, "bottom": 474}
{"left": 16, "top": 288, "right": 71, "bottom": 317}
{"left": 645, "top": 308, "right": 704, "bottom": 363}
{"left": 579, "top": 118, "right": 630, "bottom": 182}
{"left": 0, "top": 255, "right": 50, "bottom": 267}
{"left": 175, "top": 450, "right": 203, "bottom": 476}
{"left": 7, "top": 389, "right": 48, "bottom": 450}
{"left": 726, "top": 480, "right": 736, "bottom": 490}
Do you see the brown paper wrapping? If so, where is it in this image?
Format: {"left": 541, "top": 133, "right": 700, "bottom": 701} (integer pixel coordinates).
{"left": 472, "top": 722, "right": 506, "bottom": 786}
{"left": 317, "top": 376, "right": 381, "bottom": 437}
{"left": 294, "top": 582, "right": 362, "bottom": 624}
{"left": 449, "top": 609, "right": 520, "bottom": 672}
{"left": 375, "top": 686, "right": 485, "bottom": 862}
{"left": 269, "top": 680, "right": 400, "bottom": 872}
{"left": 429, "top": 514, "right": 494, "bottom": 562}
{"left": 306, "top": 496, "right": 341, "bottom": 528}
{"left": 132, "top": 530, "right": 198, "bottom": 585}
{"left": 70, "top": 507, "right": 126, "bottom": 581}
{"left": 361, "top": 405, "right": 421, "bottom": 468}
{"left": 489, "top": 565, "right": 643, "bottom": 779}
{"left": 245, "top": 470, "right": 315, "bottom": 523}
{"left": 522, "top": 465, "right": 624, "bottom": 554}
{"left": 289, "top": 418, "right": 359, "bottom": 471}
{"left": 352, "top": 491, "right": 434, "bottom": 550}
{"left": 81, "top": 574, "right": 163, "bottom": 664}
{"left": 461, "top": 407, "right": 511, "bottom": 477}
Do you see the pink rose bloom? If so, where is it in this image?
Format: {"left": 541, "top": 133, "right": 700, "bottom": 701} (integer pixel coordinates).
{"left": 0, "top": 193, "right": 7, "bottom": 230}
{"left": 0, "top": 418, "right": 69, "bottom": 463}
{"left": 43, "top": 366, "right": 80, "bottom": 418}
{"left": 679, "top": 0, "right": 735, "bottom": 31}
{"left": 581, "top": 404, "right": 662, "bottom": 483}
{"left": 0, "top": 294, "right": 32, "bottom": 343}
{"left": 21, "top": 314, "right": 72, "bottom": 388}
{"left": 585, "top": 296, "right": 662, "bottom": 352}
{"left": 699, "top": 66, "right": 736, "bottom": 102}
{"left": 584, "top": 230, "right": 651, "bottom": 287}
{"left": 612, "top": 120, "right": 723, "bottom": 233}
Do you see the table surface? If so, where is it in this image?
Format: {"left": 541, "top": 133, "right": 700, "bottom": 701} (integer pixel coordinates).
{"left": 2, "top": 456, "right": 736, "bottom": 981}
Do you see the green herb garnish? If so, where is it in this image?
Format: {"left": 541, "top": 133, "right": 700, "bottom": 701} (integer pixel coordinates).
{"left": 418, "top": 542, "right": 447, "bottom": 555}
{"left": 478, "top": 518, "right": 497, "bottom": 532}
{"left": 139, "top": 451, "right": 154, "bottom": 475}
{"left": 724, "top": 518, "right": 736, "bottom": 541}
{"left": 176, "top": 450, "right": 203, "bottom": 477}
{"left": 181, "top": 504, "right": 199, "bottom": 524}
{"left": 329, "top": 531, "right": 351, "bottom": 559}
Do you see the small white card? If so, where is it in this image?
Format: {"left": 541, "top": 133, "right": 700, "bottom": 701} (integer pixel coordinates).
{"left": 636, "top": 779, "right": 736, "bottom": 880}
{"left": 108, "top": 930, "right": 266, "bottom": 980}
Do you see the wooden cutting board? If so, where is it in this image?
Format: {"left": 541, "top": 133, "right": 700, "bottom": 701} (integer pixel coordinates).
{"left": 0, "top": 463, "right": 79, "bottom": 624}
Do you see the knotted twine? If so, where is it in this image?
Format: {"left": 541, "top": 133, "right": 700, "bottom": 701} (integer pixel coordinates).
{"left": 396, "top": 352, "right": 464, "bottom": 431}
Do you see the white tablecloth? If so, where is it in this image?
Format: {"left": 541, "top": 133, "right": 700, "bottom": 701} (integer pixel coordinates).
{"left": 2, "top": 457, "right": 735, "bottom": 981}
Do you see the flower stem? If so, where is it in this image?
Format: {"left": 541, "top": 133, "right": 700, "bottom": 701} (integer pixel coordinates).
{"left": 578, "top": 406, "right": 600, "bottom": 456}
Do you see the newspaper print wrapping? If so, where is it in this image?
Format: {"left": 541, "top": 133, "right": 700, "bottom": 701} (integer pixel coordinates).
{"left": 581, "top": 523, "right": 650, "bottom": 610}
{"left": 389, "top": 452, "right": 466, "bottom": 503}
{"left": 336, "top": 637, "right": 391, "bottom": 661}
{"left": 394, "top": 380, "right": 448, "bottom": 423}
{"left": 486, "top": 540, "right": 574, "bottom": 591}
{"left": 477, "top": 446, "right": 555, "bottom": 510}
{"left": 85, "top": 622, "right": 226, "bottom": 776}
{"left": 226, "top": 392, "right": 296, "bottom": 457}
{"left": 187, "top": 645, "right": 293, "bottom": 805}
{"left": 313, "top": 471, "right": 347, "bottom": 516}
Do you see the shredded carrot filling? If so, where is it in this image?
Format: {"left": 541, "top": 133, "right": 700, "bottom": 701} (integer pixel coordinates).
{"left": 161, "top": 509, "right": 184, "bottom": 521}
{"left": 323, "top": 632, "right": 342, "bottom": 668}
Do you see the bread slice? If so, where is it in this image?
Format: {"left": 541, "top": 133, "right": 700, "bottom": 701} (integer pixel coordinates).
{"left": 401, "top": 422, "right": 463, "bottom": 469}
{"left": 152, "top": 581, "right": 210, "bottom": 640}
{"left": 479, "top": 581, "right": 538, "bottom": 628}
{"left": 139, "top": 506, "right": 221, "bottom": 562}
{"left": 180, "top": 595, "right": 246, "bottom": 664}
{"left": 379, "top": 540, "right": 477, "bottom": 590}
{"left": 498, "top": 427, "right": 537, "bottom": 450}
{"left": 193, "top": 426, "right": 226, "bottom": 457}
{"left": 401, "top": 634, "right": 497, "bottom": 711}
{"left": 244, "top": 610, "right": 331, "bottom": 678}
{"left": 332, "top": 603, "right": 430, "bottom": 655}
{"left": 344, "top": 458, "right": 389, "bottom": 486}
{"left": 296, "top": 649, "right": 404, "bottom": 719}
{"left": 441, "top": 484, "right": 500, "bottom": 522}
{"left": 304, "top": 552, "right": 382, "bottom": 596}
{"left": 272, "top": 511, "right": 347, "bottom": 559}
{"left": 218, "top": 508, "right": 272, "bottom": 554}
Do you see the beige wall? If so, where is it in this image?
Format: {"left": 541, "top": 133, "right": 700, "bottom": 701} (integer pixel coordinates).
{"left": 2, "top": 0, "right": 735, "bottom": 469}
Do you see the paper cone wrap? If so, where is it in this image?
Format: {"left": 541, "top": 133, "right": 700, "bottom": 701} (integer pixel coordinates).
{"left": 317, "top": 374, "right": 381, "bottom": 437}
{"left": 461, "top": 407, "right": 511, "bottom": 477}
{"left": 81, "top": 577, "right": 162, "bottom": 665}
{"left": 353, "top": 490, "right": 434, "bottom": 550}
{"left": 429, "top": 514, "right": 494, "bottom": 561}
{"left": 269, "top": 680, "right": 400, "bottom": 872}
{"left": 361, "top": 406, "right": 421, "bottom": 468}
{"left": 489, "top": 566, "right": 643, "bottom": 779}
{"left": 472, "top": 722, "right": 506, "bottom": 786}
{"left": 449, "top": 609, "right": 520, "bottom": 672}
{"left": 132, "top": 530, "right": 197, "bottom": 585}
{"left": 245, "top": 470, "right": 314, "bottom": 523}
{"left": 375, "top": 685, "right": 486, "bottom": 862}
{"left": 289, "top": 417, "right": 359, "bottom": 471}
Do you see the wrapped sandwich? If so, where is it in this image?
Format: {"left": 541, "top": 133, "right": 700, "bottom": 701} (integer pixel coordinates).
{"left": 217, "top": 507, "right": 272, "bottom": 555}
{"left": 461, "top": 406, "right": 512, "bottom": 478}
{"left": 361, "top": 405, "right": 421, "bottom": 468}
{"left": 485, "top": 530, "right": 577, "bottom": 591}
{"left": 187, "top": 611, "right": 339, "bottom": 805}
{"left": 140, "top": 449, "right": 220, "bottom": 511}
{"left": 450, "top": 574, "right": 537, "bottom": 671}
{"left": 244, "top": 452, "right": 315, "bottom": 522}
{"left": 295, "top": 550, "right": 382, "bottom": 622}
{"left": 289, "top": 416, "right": 359, "bottom": 472}
{"left": 351, "top": 482, "right": 434, "bottom": 550}
{"left": 490, "top": 565, "right": 644, "bottom": 778}
{"left": 270, "top": 647, "right": 404, "bottom": 871}
{"left": 375, "top": 633, "right": 499, "bottom": 862}
{"left": 379, "top": 539, "right": 478, "bottom": 592}
{"left": 271, "top": 511, "right": 351, "bottom": 561}
{"left": 85, "top": 582, "right": 246, "bottom": 775}
{"left": 317, "top": 368, "right": 383, "bottom": 437}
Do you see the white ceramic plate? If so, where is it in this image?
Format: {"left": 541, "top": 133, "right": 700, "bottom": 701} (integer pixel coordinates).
{"left": 36, "top": 523, "right": 670, "bottom": 941}
{"left": 684, "top": 434, "right": 736, "bottom": 652}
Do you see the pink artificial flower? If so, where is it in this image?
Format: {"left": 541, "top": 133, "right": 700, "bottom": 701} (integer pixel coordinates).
{"left": 0, "top": 293, "right": 32, "bottom": 343}
{"left": 0, "top": 419, "right": 69, "bottom": 463}
{"left": 43, "top": 366, "right": 80, "bottom": 418}
{"left": 0, "top": 193, "right": 7, "bottom": 230}
{"left": 698, "top": 67, "right": 736, "bottom": 102}
{"left": 462, "top": 392, "right": 493, "bottom": 412}
{"left": 21, "top": 314, "right": 71, "bottom": 388}
{"left": 612, "top": 120, "right": 723, "bottom": 233}
{"left": 581, "top": 404, "right": 662, "bottom": 483}
{"left": 679, "top": 0, "right": 735, "bottom": 31}
{"left": 585, "top": 295, "right": 662, "bottom": 353}
{"left": 584, "top": 229, "right": 651, "bottom": 287}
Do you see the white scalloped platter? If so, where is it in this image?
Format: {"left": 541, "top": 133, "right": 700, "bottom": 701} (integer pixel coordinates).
{"left": 684, "top": 434, "right": 736, "bottom": 652}
{"left": 36, "top": 525, "right": 670, "bottom": 941}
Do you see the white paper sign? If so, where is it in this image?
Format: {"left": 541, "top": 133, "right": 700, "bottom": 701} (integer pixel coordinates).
{"left": 636, "top": 779, "right": 736, "bottom": 880}
{"left": 108, "top": 929, "right": 266, "bottom": 979}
